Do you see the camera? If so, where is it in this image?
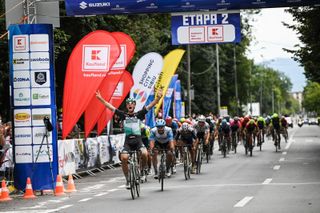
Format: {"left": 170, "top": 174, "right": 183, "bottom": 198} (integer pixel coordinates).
{"left": 43, "top": 116, "right": 53, "bottom": 132}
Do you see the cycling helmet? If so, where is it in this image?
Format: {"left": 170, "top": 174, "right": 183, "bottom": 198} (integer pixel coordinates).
{"left": 234, "top": 116, "right": 239, "bottom": 121}
{"left": 221, "top": 119, "right": 227, "bottom": 126}
{"left": 181, "top": 122, "right": 189, "bottom": 131}
{"left": 272, "top": 113, "right": 279, "bottom": 118}
{"left": 126, "top": 98, "right": 136, "bottom": 104}
{"left": 198, "top": 115, "right": 206, "bottom": 122}
{"left": 249, "top": 119, "right": 255, "bottom": 124}
{"left": 155, "top": 119, "right": 166, "bottom": 127}
{"left": 165, "top": 116, "right": 172, "bottom": 124}
{"left": 180, "top": 118, "right": 185, "bottom": 123}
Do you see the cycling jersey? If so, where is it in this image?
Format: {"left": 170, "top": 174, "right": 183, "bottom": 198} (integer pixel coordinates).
{"left": 246, "top": 122, "right": 257, "bottom": 133}
{"left": 280, "top": 118, "right": 288, "bottom": 127}
{"left": 193, "top": 121, "right": 210, "bottom": 138}
{"left": 271, "top": 116, "right": 280, "bottom": 130}
{"left": 230, "top": 120, "right": 241, "bottom": 132}
{"left": 175, "top": 126, "right": 197, "bottom": 144}
{"left": 149, "top": 126, "right": 173, "bottom": 144}
{"left": 219, "top": 123, "right": 231, "bottom": 134}
{"left": 257, "top": 117, "right": 266, "bottom": 130}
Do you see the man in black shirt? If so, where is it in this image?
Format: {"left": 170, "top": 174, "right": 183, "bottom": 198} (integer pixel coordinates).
{"left": 96, "top": 89, "right": 162, "bottom": 189}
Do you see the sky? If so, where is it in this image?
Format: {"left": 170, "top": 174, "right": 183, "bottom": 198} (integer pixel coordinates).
{"left": 246, "top": 7, "right": 301, "bottom": 63}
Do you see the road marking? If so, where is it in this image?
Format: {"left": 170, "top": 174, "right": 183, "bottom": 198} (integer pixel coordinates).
{"left": 78, "top": 197, "right": 93, "bottom": 202}
{"left": 262, "top": 178, "right": 272, "bottom": 185}
{"left": 282, "top": 152, "right": 287, "bottom": 155}
{"left": 108, "top": 188, "right": 119, "bottom": 192}
{"left": 234, "top": 196, "right": 253, "bottom": 207}
{"left": 273, "top": 165, "right": 281, "bottom": 170}
{"left": 306, "top": 139, "right": 313, "bottom": 142}
{"left": 279, "top": 158, "right": 285, "bottom": 162}
{"left": 48, "top": 200, "right": 62, "bottom": 203}
{"left": 118, "top": 185, "right": 126, "bottom": 188}
{"left": 80, "top": 184, "right": 105, "bottom": 192}
{"left": 47, "top": 205, "right": 73, "bottom": 213}
{"left": 94, "top": 192, "right": 109, "bottom": 197}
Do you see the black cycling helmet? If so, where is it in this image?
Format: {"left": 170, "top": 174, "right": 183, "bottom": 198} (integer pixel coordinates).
{"left": 126, "top": 98, "right": 136, "bottom": 104}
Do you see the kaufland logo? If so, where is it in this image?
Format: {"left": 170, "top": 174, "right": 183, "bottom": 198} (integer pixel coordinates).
{"left": 82, "top": 45, "right": 110, "bottom": 71}
{"left": 80, "top": 1, "right": 111, "bottom": 9}
{"left": 13, "top": 35, "right": 29, "bottom": 52}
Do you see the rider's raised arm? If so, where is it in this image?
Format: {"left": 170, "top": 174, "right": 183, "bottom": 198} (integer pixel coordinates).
{"left": 146, "top": 89, "right": 163, "bottom": 111}
{"left": 95, "top": 90, "right": 116, "bottom": 112}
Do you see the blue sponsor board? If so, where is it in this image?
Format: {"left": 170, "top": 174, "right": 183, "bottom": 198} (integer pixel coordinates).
{"left": 9, "top": 24, "right": 58, "bottom": 190}
{"left": 171, "top": 12, "right": 241, "bottom": 45}
{"left": 65, "top": 0, "right": 318, "bottom": 16}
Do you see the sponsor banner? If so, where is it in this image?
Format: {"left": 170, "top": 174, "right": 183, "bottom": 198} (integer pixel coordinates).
{"left": 31, "top": 88, "right": 51, "bottom": 105}
{"left": 171, "top": 12, "right": 241, "bottom": 45}
{"left": 154, "top": 49, "right": 185, "bottom": 115}
{"left": 97, "top": 71, "right": 133, "bottom": 135}
{"left": 13, "top": 88, "right": 31, "bottom": 106}
{"left": 32, "top": 108, "right": 52, "bottom": 126}
{"left": 13, "top": 35, "right": 29, "bottom": 52}
{"left": 97, "top": 136, "right": 110, "bottom": 164}
{"left": 84, "top": 32, "right": 135, "bottom": 137}
{"left": 85, "top": 138, "right": 99, "bottom": 167}
{"left": 31, "top": 70, "right": 50, "bottom": 87}
{"left": 14, "top": 127, "right": 32, "bottom": 145}
{"left": 74, "top": 139, "right": 85, "bottom": 170}
{"left": 62, "top": 30, "right": 120, "bottom": 139}
{"left": 64, "top": 0, "right": 318, "bottom": 16}
{"left": 130, "top": 52, "right": 163, "bottom": 111}
{"left": 181, "top": 101, "right": 185, "bottom": 118}
{"left": 14, "top": 109, "right": 32, "bottom": 127}
{"left": 32, "top": 126, "right": 52, "bottom": 144}
{"left": 163, "top": 74, "right": 178, "bottom": 119}
{"left": 30, "top": 52, "right": 50, "bottom": 70}
{"left": 13, "top": 71, "right": 31, "bottom": 88}
{"left": 109, "top": 133, "right": 125, "bottom": 164}
{"left": 145, "top": 89, "right": 156, "bottom": 128}
{"left": 58, "top": 139, "right": 76, "bottom": 176}
{"left": 15, "top": 145, "right": 33, "bottom": 163}
{"left": 9, "top": 24, "right": 58, "bottom": 190}
{"left": 13, "top": 52, "right": 30, "bottom": 70}
{"left": 30, "top": 34, "right": 49, "bottom": 52}
{"left": 173, "top": 80, "right": 182, "bottom": 120}
{"left": 33, "top": 144, "right": 53, "bottom": 163}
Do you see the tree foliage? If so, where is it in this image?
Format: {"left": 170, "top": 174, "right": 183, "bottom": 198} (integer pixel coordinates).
{"left": 302, "top": 81, "right": 320, "bottom": 114}
{"left": 285, "top": 7, "right": 320, "bottom": 83}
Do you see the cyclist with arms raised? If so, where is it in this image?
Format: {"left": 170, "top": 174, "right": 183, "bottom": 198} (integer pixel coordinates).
{"left": 96, "top": 89, "right": 163, "bottom": 189}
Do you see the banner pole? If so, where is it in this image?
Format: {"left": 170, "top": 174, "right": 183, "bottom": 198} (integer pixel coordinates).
{"left": 187, "top": 44, "right": 191, "bottom": 117}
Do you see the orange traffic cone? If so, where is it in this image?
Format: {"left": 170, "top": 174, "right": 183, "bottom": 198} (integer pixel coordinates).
{"left": 65, "top": 174, "right": 77, "bottom": 193}
{"left": 0, "top": 180, "right": 12, "bottom": 202}
{"left": 23, "top": 177, "right": 36, "bottom": 199}
{"left": 54, "top": 175, "right": 65, "bottom": 196}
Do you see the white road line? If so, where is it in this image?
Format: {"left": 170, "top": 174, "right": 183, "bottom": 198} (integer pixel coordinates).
{"left": 273, "top": 165, "right": 281, "bottom": 170}
{"left": 46, "top": 205, "right": 74, "bottom": 213}
{"left": 234, "top": 196, "right": 253, "bottom": 207}
{"left": 94, "top": 192, "right": 109, "bottom": 197}
{"left": 108, "top": 188, "right": 119, "bottom": 192}
{"left": 262, "top": 178, "right": 272, "bottom": 185}
{"left": 282, "top": 152, "right": 287, "bottom": 155}
{"left": 306, "top": 139, "right": 313, "bottom": 142}
{"left": 78, "top": 197, "right": 93, "bottom": 202}
{"left": 279, "top": 158, "right": 285, "bottom": 162}
{"left": 48, "top": 200, "right": 62, "bottom": 203}
{"left": 118, "top": 185, "right": 126, "bottom": 188}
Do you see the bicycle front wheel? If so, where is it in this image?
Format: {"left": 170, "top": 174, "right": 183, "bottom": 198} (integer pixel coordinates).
{"left": 129, "top": 164, "right": 136, "bottom": 199}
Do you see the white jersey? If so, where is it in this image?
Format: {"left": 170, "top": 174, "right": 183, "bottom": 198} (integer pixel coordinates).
{"left": 193, "top": 121, "right": 210, "bottom": 135}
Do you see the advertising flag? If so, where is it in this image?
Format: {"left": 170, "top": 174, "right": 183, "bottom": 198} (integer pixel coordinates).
{"left": 154, "top": 49, "right": 185, "bottom": 115}
{"left": 84, "top": 32, "right": 135, "bottom": 137}
{"left": 174, "top": 80, "right": 182, "bottom": 120}
{"left": 62, "top": 30, "right": 121, "bottom": 139}
{"left": 97, "top": 70, "right": 134, "bottom": 135}
{"left": 130, "top": 52, "right": 163, "bottom": 112}
{"left": 145, "top": 89, "right": 156, "bottom": 128}
{"left": 163, "top": 74, "right": 178, "bottom": 119}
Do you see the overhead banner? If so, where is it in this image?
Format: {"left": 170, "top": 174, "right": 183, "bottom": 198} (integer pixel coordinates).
{"left": 154, "top": 49, "right": 185, "bottom": 115}
{"left": 130, "top": 52, "right": 163, "bottom": 112}
{"left": 62, "top": 30, "right": 121, "bottom": 139}
{"left": 171, "top": 12, "right": 241, "bottom": 45}
{"left": 84, "top": 32, "right": 135, "bottom": 137}
{"left": 97, "top": 70, "right": 134, "bottom": 135}
{"left": 163, "top": 74, "right": 178, "bottom": 119}
{"left": 64, "top": 0, "right": 318, "bottom": 16}
{"left": 174, "top": 80, "right": 182, "bottom": 120}
{"left": 9, "top": 24, "right": 58, "bottom": 190}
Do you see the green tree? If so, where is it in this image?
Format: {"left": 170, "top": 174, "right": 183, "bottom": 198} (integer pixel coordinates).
{"left": 302, "top": 81, "right": 320, "bottom": 114}
{"left": 285, "top": 7, "right": 320, "bottom": 83}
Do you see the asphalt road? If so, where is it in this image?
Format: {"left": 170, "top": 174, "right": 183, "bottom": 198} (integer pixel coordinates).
{"left": 1, "top": 125, "right": 320, "bottom": 213}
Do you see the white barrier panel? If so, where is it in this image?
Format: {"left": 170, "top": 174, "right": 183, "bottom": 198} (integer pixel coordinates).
{"left": 58, "top": 139, "right": 76, "bottom": 176}
{"left": 74, "top": 139, "right": 85, "bottom": 170}
{"left": 97, "top": 136, "right": 110, "bottom": 165}
{"left": 109, "top": 134, "right": 125, "bottom": 164}
{"left": 85, "top": 138, "right": 99, "bottom": 168}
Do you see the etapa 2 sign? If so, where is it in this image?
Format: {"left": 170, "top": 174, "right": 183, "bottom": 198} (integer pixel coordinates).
{"left": 171, "top": 11, "right": 241, "bottom": 45}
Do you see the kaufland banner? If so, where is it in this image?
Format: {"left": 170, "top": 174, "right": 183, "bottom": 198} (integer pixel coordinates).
{"left": 9, "top": 24, "right": 58, "bottom": 191}
{"left": 171, "top": 11, "right": 241, "bottom": 45}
